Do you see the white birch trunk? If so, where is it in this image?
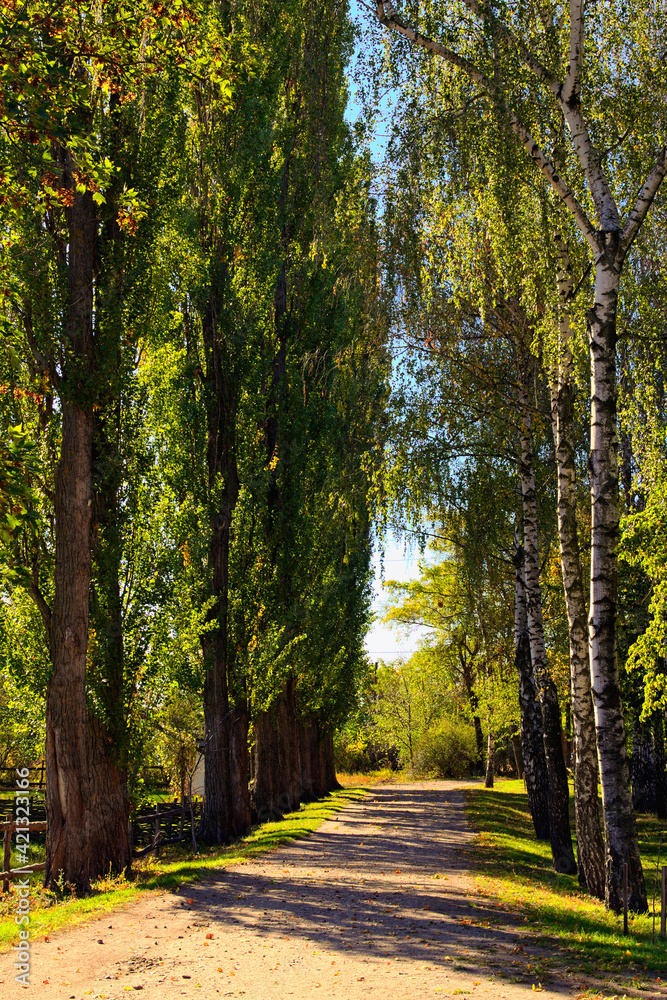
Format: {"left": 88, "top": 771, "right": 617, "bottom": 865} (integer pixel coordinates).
{"left": 587, "top": 249, "right": 647, "bottom": 912}
{"left": 550, "top": 239, "right": 605, "bottom": 899}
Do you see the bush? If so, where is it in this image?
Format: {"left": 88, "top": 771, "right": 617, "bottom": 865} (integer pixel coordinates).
{"left": 334, "top": 730, "right": 400, "bottom": 773}
{"left": 412, "top": 718, "right": 478, "bottom": 778}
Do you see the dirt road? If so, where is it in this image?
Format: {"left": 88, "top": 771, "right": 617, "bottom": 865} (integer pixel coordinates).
{"left": 0, "top": 781, "right": 597, "bottom": 999}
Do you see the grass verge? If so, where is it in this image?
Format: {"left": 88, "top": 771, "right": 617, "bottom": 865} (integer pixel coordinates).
{"left": 466, "top": 778, "right": 667, "bottom": 982}
{"left": 337, "top": 768, "right": 398, "bottom": 786}
{"left": 0, "top": 786, "right": 365, "bottom": 952}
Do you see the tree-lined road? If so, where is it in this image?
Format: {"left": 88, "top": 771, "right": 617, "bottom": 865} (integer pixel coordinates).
{"left": 0, "top": 782, "right": 607, "bottom": 999}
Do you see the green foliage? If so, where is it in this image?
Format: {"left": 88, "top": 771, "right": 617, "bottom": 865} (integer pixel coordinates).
{"left": 0, "top": 670, "right": 44, "bottom": 768}
{"left": 372, "top": 652, "right": 453, "bottom": 767}
{"left": 412, "top": 717, "right": 478, "bottom": 779}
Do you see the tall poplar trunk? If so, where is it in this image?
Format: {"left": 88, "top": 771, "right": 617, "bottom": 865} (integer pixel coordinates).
{"left": 44, "top": 163, "right": 97, "bottom": 893}
{"left": 518, "top": 375, "right": 577, "bottom": 875}
{"left": 298, "top": 718, "right": 326, "bottom": 800}
{"left": 88, "top": 414, "right": 131, "bottom": 877}
{"left": 322, "top": 732, "right": 341, "bottom": 792}
{"left": 230, "top": 700, "right": 251, "bottom": 836}
{"left": 550, "top": 237, "right": 605, "bottom": 899}
{"left": 252, "top": 679, "right": 301, "bottom": 821}
{"left": 588, "top": 252, "right": 646, "bottom": 912}
{"left": 513, "top": 542, "right": 550, "bottom": 840}
{"left": 198, "top": 292, "right": 249, "bottom": 843}
{"left": 45, "top": 406, "right": 94, "bottom": 892}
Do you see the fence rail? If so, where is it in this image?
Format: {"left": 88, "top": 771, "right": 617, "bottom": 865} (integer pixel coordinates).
{"left": 0, "top": 799, "right": 202, "bottom": 892}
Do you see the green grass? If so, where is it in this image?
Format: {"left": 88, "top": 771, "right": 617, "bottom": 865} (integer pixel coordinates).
{"left": 466, "top": 778, "right": 667, "bottom": 980}
{"left": 0, "top": 787, "right": 366, "bottom": 951}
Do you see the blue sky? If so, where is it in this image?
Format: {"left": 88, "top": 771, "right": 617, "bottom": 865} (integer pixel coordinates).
{"left": 344, "top": 3, "right": 426, "bottom": 660}
{"left": 365, "top": 533, "right": 427, "bottom": 660}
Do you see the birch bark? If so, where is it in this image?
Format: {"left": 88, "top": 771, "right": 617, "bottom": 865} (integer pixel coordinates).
{"left": 517, "top": 382, "right": 576, "bottom": 874}
{"left": 513, "top": 541, "right": 550, "bottom": 840}
{"left": 375, "top": 0, "right": 666, "bottom": 910}
{"left": 588, "top": 247, "right": 646, "bottom": 911}
{"left": 550, "top": 238, "right": 605, "bottom": 898}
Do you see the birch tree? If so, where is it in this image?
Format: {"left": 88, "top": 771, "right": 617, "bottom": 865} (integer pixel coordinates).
{"left": 372, "top": 0, "right": 665, "bottom": 912}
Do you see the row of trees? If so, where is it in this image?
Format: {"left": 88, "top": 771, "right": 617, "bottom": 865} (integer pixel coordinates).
{"left": 0, "top": 0, "right": 388, "bottom": 891}
{"left": 360, "top": 0, "right": 667, "bottom": 913}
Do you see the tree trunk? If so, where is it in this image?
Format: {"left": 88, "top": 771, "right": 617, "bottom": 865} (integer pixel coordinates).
{"left": 229, "top": 700, "right": 251, "bottom": 837}
{"left": 87, "top": 411, "right": 131, "bottom": 877}
{"left": 485, "top": 732, "right": 495, "bottom": 788}
{"left": 518, "top": 380, "right": 577, "bottom": 874}
{"left": 45, "top": 405, "right": 94, "bottom": 893}
{"left": 298, "top": 719, "right": 326, "bottom": 800}
{"left": 252, "top": 679, "right": 301, "bottom": 821}
{"left": 45, "top": 167, "right": 97, "bottom": 893}
{"left": 200, "top": 660, "right": 232, "bottom": 842}
{"left": 549, "top": 239, "right": 605, "bottom": 898}
{"left": 297, "top": 721, "right": 314, "bottom": 801}
{"left": 513, "top": 541, "right": 550, "bottom": 840}
{"left": 654, "top": 712, "right": 667, "bottom": 821}
{"left": 473, "top": 715, "right": 485, "bottom": 775}
{"left": 86, "top": 715, "right": 130, "bottom": 875}
{"left": 198, "top": 287, "right": 241, "bottom": 845}
{"left": 632, "top": 717, "right": 656, "bottom": 814}
{"left": 322, "top": 732, "right": 341, "bottom": 792}
{"left": 588, "top": 253, "right": 646, "bottom": 912}
{"left": 511, "top": 735, "right": 524, "bottom": 778}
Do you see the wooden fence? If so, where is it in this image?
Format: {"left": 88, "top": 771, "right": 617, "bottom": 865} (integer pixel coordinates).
{"left": 0, "top": 820, "right": 48, "bottom": 892}
{"left": 131, "top": 799, "right": 202, "bottom": 856}
{"left": 0, "top": 796, "right": 202, "bottom": 892}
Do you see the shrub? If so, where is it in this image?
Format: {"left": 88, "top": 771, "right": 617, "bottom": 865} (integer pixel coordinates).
{"left": 412, "top": 718, "right": 478, "bottom": 778}
{"left": 334, "top": 730, "right": 399, "bottom": 773}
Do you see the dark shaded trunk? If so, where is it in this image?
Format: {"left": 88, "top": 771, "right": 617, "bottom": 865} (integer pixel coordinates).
{"left": 298, "top": 719, "right": 326, "bottom": 801}
{"left": 86, "top": 715, "right": 130, "bottom": 874}
{"left": 485, "top": 732, "right": 495, "bottom": 788}
{"left": 87, "top": 405, "right": 131, "bottom": 877}
{"left": 541, "top": 679, "right": 578, "bottom": 873}
{"left": 252, "top": 679, "right": 301, "bottom": 821}
{"left": 511, "top": 735, "right": 524, "bottom": 778}
{"left": 513, "top": 542, "right": 550, "bottom": 840}
{"left": 200, "top": 666, "right": 231, "bottom": 843}
{"left": 518, "top": 363, "right": 577, "bottom": 875}
{"left": 229, "top": 701, "right": 251, "bottom": 837}
{"left": 473, "top": 716, "right": 485, "bottom": 775}
{"left": 632, "top": 718, "right": 656, "bottom": 814}
{"left": 654, "top": 712, "right": 667, "bottom": 821}
{"left": 198, "top": 283, "right": 243, "bottom": 845}
{"left": 322, "top": 732, "right": 341, "bottom": 792}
